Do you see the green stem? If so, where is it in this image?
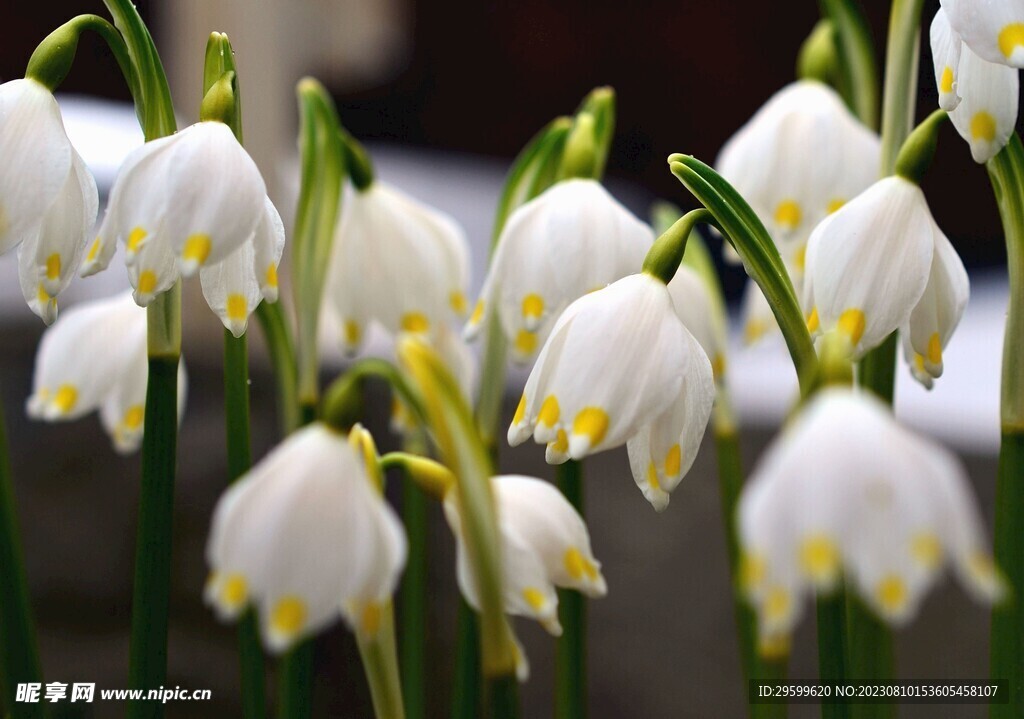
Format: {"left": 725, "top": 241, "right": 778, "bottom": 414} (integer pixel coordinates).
{"left": 255, "top": 293, "right": 300, "bottom": 434}
{"left": 817, "top": 592, "right": 850, "bottom": 719}
{"left": 987, "top": 135, "right": 1024, "bottom": 718}
{"left": 555, "top": 460, "right": 585, "bottom": 719}
{"left": 278, "top": 641, "right": 314, "bottom": 719}
{"left": 817, "top": 0, "right": 879, "bottom": 128}
{"left": 399, "top": 436, "right": 429, "bottom": 719}
{"left": 357, "top": 605, "right": 406, "bottom": 719}
{"left": 488, "top": 674, "right": 520, "bottom": 719}
{"left": 844, "top": 595, "right": 893, "bottom": 717}
{"left": 0, "top": 395, "right": 43, "bottom": 719}
{"left": 451, "top": 599, "right": 482, "bottom": 719}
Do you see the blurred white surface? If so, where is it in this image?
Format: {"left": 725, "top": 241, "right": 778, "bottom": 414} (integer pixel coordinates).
{"left": 17, "top": 97, "right": 1008, "bottom": 455}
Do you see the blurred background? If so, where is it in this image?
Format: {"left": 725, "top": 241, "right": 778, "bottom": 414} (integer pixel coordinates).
{"left": 0, "top": 0, "right": 1017, "bottom": 716}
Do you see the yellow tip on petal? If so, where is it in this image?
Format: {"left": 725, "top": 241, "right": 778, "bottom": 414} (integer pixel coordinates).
{"left": 564, "top": 547, "right": 599, "bottom": 582}
{"left": 572, "top": 407, "right": 609, "bottom": 448}
{"left": 122, "top": 405, "right": 144, "bottom": 431}
{"left": 521, "top": 293, "right": 544, "bottom": 320}
{"left": 344, "top": 320, "right": 361, "bottom": 346}
{"left": 45, "top": 253, "right": 61, "bottom": 281}
{"left": 137, "top": 270, "right": 157, "bottom": 296}
{"left": 711, "top": 353, "right": 726, "bottom": 379}
{"left": 838, "top": 308, "right": 865, "bottom": 346}
{"left": 266, "top": 264, "right": 278, "bottom": 288}
{"left": 450, "top": 290, "right": 468, "bottom": 315}
{"left": 219, "top": 574, "right": 248, "bottom": 610}
{"left": 36, "top": 284, "right": 50, "bottom": 303}
{"left": 270, "top": 596, "right": 308, "bottom": 639}
{"left": 522, "top": 587, "right": 547, "bottom": 612}
{"left": 926, "top": 332, "right": 942, "bottom": 366}
{"left": 646, "top": 462, "right": 660, "bottom": 491}
{"left": 126, "top": 227, "right": 147, "bottom": 253}
{"left": 970, "top": 112, "right": 997, "bottom": 142}
{"left": 826, "top": 198, "right": 846, "bottom": 215}
{"left": 538, "top": 395, "right": 560, "bottom": 427}
{"left": 799, "top": 534, "right": 840, "bottom": 585}
{"left": 401, "top": 312, "right": 430, "bottom": 334}
{"left": 53, "top": 385, "right": 78, "bottom": 414}
{"left": 183, "top": 233, "right": 213, "bottom": 266}
{"left": 940, "top": 66, "right": 955, "bottom": 94}
{"left": 793, "top": 245, "right": 807, "bottom": 272}
{"left": 360, "top": 602, "right": 383, "bottom": 636}
{"left": 469, "top": 300, "right": 484, "bottom": 325}
{"left": 740, "top": 553, "right": 767, "bottom": 593}
{"left": 773, "top": 200, "right": 802, "bottom": 230}
{"left": 514, "top": 329, "right": 537, "bottom": 355}
{"left": 911, "top": 533, "right": 943, "bottom": 570}
{"left": 664, "top": 444, "right": 681, "bottom": 477}
{"left": 512, "top": 394, "right": 527, "bottom": 425}
{"left": 758, "top": 634, "right": 791, "bottom": 659}
{"left": 551, "top": 429, "right": 569, "bottom": 454}
{"left": 764, "top": 586, "right": 791, "bottom": 623}
{"left": 86, "top": 238, "right": 102, "bottom": 263}
{"left": 999, "top": 24, "right": 1024, "bottom": 60}
{"left": 875, "top": 575, "right": 908, "bottom": 614}
{"left": 806, "top": 307, "right": 820, "bottom": 333}
{"left": 227, "top": 294, "right": 248, "bottom": 321}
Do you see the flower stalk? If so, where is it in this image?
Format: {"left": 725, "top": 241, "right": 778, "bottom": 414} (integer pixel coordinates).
{"left": 555, "top": 460, "right": 585, "bottom": 719}
{"left": 987, "top": 132, "right": 1024, "bottom": 718}
{"left": 398, "top": 432, "right": 430, "bottom": 719}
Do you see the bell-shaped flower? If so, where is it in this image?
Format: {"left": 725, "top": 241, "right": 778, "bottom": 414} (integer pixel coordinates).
{"left": 82, "top": 121, "right": 270, "bottom": 305}
{"left": 941, "top": 0, "right": 1024, "bottom": 68}
{"left": 508, "top": 273, "right": 715, "bottom": 510}
{"left": 0, "top": 79, "right": 99, "bottom": 323}
{"left": 466, "top": 178, "right": 652, "bottom": 361}
{"left": 444, "top": 475, "right": 606, "bottom": 636}
{"left": 200, "top": 197, "right": 286, "bottom": 337}
{"left": 931, "top": 9, "right": 965, "bottom": 111}
{"left": 716, "top": 81, "right": 880, "bottom": 250}
{"left": 666, "top": 264, "right": 728, "bottom": 380}
{"left": 738, "top": 389, "right": 1004, "bottom": 648}
{"left": 205, "top": 423, "right": 407, "bottom": 652}
{"left": 324, "top": 181, "right": 470, "bottom": 355}
{"left": 26, "top": 292, "right": 187, "bottom": 453}
{"left": 803, "top": 176, "right": 968, "bottom": 381}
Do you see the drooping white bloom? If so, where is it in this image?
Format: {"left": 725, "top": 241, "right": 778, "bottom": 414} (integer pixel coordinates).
{"left": 931, "top": 9, "right": 964, "bottom": 111}
{"left": 205, "top": 424, "right": 407, "bottom": 652}
{"left": 666, "top": 264, "right": 727, "bottom": 380}
{"left": 803, "top": 176, "right": 969, "bottom": 385}
{"left": 941, "top": 0, "right": 1024, "bottom": 68}
{"left": 738, "top": 389, "right": 1004, "bottom": 648}
{"left": 82, "top": 121, "right": 272, "bottom": 308}
{"left": 324, "top": 181, "right": 470, "bottom": 355}
{"left": 716, "top": 81, "right": 880, "bottom": 249}
{"left": 466, "top": 179, "right": 652, "bottom": 361}
{"left": 26, "top": 292, "right": 187, "bottom": 453}
{"left": 0, "top": 79, "right": 99, "bottom": 323}
{"left": 509, "top": 273, "right": 715, "bottom": 510}
{"left": 199, "top": 197, "right": 286, "bottom": 337}
{"left": 444, "top": 475, "right": 606, "bottom": 637}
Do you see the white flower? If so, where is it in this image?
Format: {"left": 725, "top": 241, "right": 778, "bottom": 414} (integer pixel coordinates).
{"left": 444, "top": 475, "right": 606, "bottom": 637}
{"left": 738, "top": 389, "right": 1003, "bottom": 647}
{"left": 83, "top": 121, "right": 271, "bottom": 307}
{"left": 324, "top": 181, "right": 470, "bottom": 355}
{"left": 667, "top": 264, "right": 728, "bottom": 379}
{"left": 205, "top": 424, "right": 407, "bottom": 653}
{"left": 931, "top": 9, "right": 964, "bottom": 111}
{"left": 508, "top": 273, "right": 715, "bottom": 510}
{"left": 716, "top": 81, "right": 880, "bottom": 249}
{"left": 0, "top": 79, "right": 98, "bottom": 324}
{"left": 803, "top": 176, "right": 969, "bottom": 382}
{"left": 200, "top": 197, "right": 286, "bottom": 337}
{"left": 941, "top": 0, "right": 1024, "bottom": 68}
{"left": 26, "top": 292, "right": 187, "bottom": 454}
{"left": 466, "top": 179, "right": 652, "bottom": 361}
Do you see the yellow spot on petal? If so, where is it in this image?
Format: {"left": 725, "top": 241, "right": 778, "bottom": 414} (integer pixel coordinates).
{"left": 740, "top": 553, "right": 767, "bottom": 592}
{"left": 564, "top": 548, "right": 599, "bottom": 581}
{"left": 183, "top": 233, "right": 212, "bottom": 266}
{"left": 550, "top": 429, "right": 569, "bottom": 454}
{"left": 774, "top": 200, "right": 802, "bottom": 230}
{"left": 875, "top": 575, "right": 908, "bottom": 614}
{"left": 914, "top": 353, "right": 926, "bottom": 372}
{"left": 470, "top": 300, "right": 484, "bottom": 325}
{"left": 36, "top": 284, "right": 49, "bottom": 303}
{"left": 227, "top": 294, "right": 248, "bottom": 321}
{"left": 572, "top": 407, "right": 609, "bottom": 448}
{"left": 711, "top": 353, "right": 726, "bottom": 379}
{"left": 266, "top": 264, "right": 278, "bottom": 288}
{"left": 911, "top": 533, "right": 943, "bottom": 570}
{"left": 966, "top": 552, "right": 1001, "bottom": 590}
{"left": 344, "top": 320, "right": 361, "bottom": 346}
{"left": 53, "top": 385, "right": 78, "bottom": 414}
{"left": 970, "top": 112, "right": 997, "bottom": 142}
{"left": 759, "top": 634, "right": 791, "bottom": 659}
{"left": 827, "top": 198, "right": 846, "bottom": 214}
{"left": 270, "top": 596, "right": 308, "bottom": 638}
{"left": 514, "top": 329, "right": 537, "bottom": 355}
{"left": 522, "top": 587, "right": 547, "bottom": 611}
{"left": 646, "top": 462, "right": 661, "bottom": 491}
{"left": 927, "top": 332, "right": 942, "bottom": 366}
{"left": 137, "top": 270, "right": 157, "bottom": 296}
{"left": 522, "top": 293, "right": 544, "bottom": 320}
{"left": 220, "top": 574, "right": 248, "bottom": 609}
{"left": 360, "top": 603, "right": 382, "bottom": 636}
{"left": 450, "top": 290, "right": 468, "bottom": 314}
{"left": 512, "top": 394, "right": 527, "bottom": 425}
{"left": 664, "top": 444, "right": 681, "bottom": 477}
{"left": 126, "top": 226, "right": 147, "bottom": 253}
{"left": 794, "top": 245, "right": 807, "bottom": 272}
{"left": 764, "top": 587, "right": 791, "bottom": 623}
{"left": 401, "top": 312, "right": 430, "bottom": 334}
{"left": 745, "top": 319, "right": 767, "bottom": 343}
{"left": 86, "top": 238, "right": 101, "bottom": 262}
{"left": 45, "top": 253, "right": 60, "bottom": 281}
{"left": 940, "top": 66, "right": 955, "bottom": 94}
{"left": 998, "top": 23, "right": 1024, "bottom": 59}
{"left": 838, "top": 308, "right": 866, "bottom": 346}
{"left": 122, "top": 405, "right": 144, "bottom": 431}
{"left": 538, "top": 395, "right": 560, "bottom": 427}
{"left": 806, "top": 307, "right": 820, "bottom": 333}
{"left": 799, "top": 534, "right": 840, "bottom": 585}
